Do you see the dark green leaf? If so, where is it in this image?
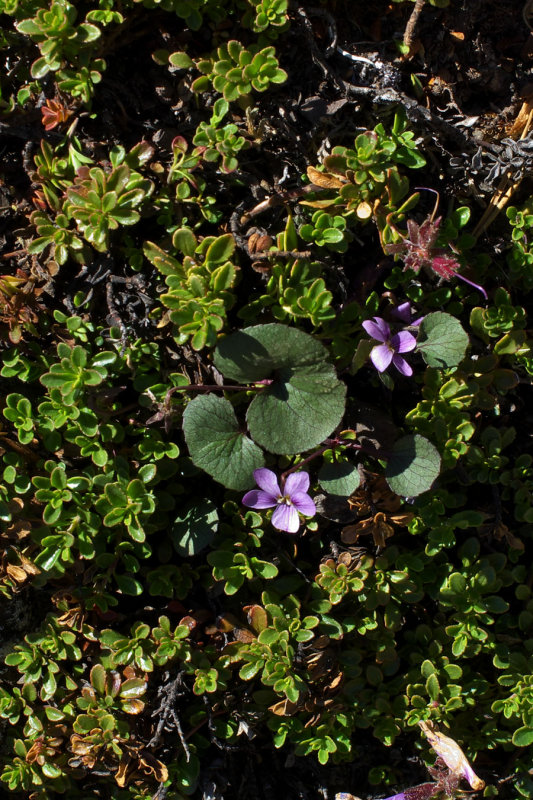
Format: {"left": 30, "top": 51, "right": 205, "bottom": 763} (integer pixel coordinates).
{"left": 205, "top": 233, "right": 235, "bottom": 264}
{"left": 385, "top": 434, "right": 441, "bottom": 497}
{"left": 416, "top": 312, "right": 469, "bottom": 368}
{"left": 90, "top": 664, "right": 106, "bottom": 694}
{"left": 513, "top": 726, "right": 533, "bottom": 747}
{"left": 182, "top": 394, "right": 264, "bottom": 490}
{"left": 318, "top": 461, "right": 360, "bottom": 496}
{"left": 120, "top": 678, "right": 147, "bottom": 699}
{"left": 214, "top": 324, "right": 346, "bottom": 454}
{"left": 169, "top": 51, "right": 194, "bottom": 69}
{"left": 104, "top": 483, "right": 128, "bottom": 507}
{"left": 172, "top": 227, "right": 197, "bottom": 257}
{"left": 426, "top": 673, "right": 440, "bottom": 701}
{"left": 115, "top": 574, "right": 143, "bottom": 595}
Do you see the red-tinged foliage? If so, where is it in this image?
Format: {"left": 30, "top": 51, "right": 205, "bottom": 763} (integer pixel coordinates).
{"left": 386, "top": 216, "right": 460, "bottom": 280}
{"left": 41, "top": 99, "right": 72, "bottom": 131}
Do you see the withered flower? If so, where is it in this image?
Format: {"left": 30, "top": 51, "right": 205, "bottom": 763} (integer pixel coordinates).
{"left": 342, "top": 476, "right": 413, "bottom": 547}
{"left": 419, "top": 720, "right": 485, "bottom": 791}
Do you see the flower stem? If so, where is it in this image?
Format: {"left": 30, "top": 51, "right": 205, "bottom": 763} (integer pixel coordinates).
{"left": 171, "top": 383, "right": 264, "bottom": 393}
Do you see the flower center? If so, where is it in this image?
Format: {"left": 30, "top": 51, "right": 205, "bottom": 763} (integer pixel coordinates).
{"left": 277, "top": 494, "right": 293, "bottom": 506}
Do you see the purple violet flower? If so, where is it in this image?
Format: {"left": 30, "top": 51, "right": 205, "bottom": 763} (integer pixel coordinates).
{"left": 391, "top": 302, "right": 424, "bottom": 327}
{"left": 362, "top": 317, "right": 417, "bottom": 376}
{"left": 242, "top": 468, "right": 316, "bottom": 534}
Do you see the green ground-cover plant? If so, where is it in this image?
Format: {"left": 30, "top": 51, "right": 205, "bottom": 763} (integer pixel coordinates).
{"left": 302, "top": 111, "right": 425, "bottom": 229}
{"left": 144, "top": 228, "right": 239, "bottom": 350}
{"left": 0, "top": 0, "right": 289, "bottom": 112}
{"left": 169, "top": 39, "right": 288, "bottom": 102}
{"left": 506, "top": 201, "right": 533, "bottom": 289}
{"left": 238, "top": 212, "right": 337, "bottom": 326}
{"left": 192, "top": 98, "right": 249, "bottom": 173}
{"left": 26, "top": 139, "right": 155, "bottom": 271}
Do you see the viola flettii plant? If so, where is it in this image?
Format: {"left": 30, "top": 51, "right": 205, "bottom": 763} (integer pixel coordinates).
{"left": 0, "top": 2, "right": 532, "bottom": 800}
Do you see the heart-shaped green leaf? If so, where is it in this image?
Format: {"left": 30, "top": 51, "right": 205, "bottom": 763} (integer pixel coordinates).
{"left": 416, "top": 312, "right": 469, "bottom": 368}
{"left": 214, "top": 324, "right": 346, "bottom": 454}
{"left": 385, "top": 434, "right": 441, "bottom": 497}
{"left": 318, "top": 461, "right": 360, "bottom": 496}
{"left": 183, "top": 394, "right": 264, "bottom": 489}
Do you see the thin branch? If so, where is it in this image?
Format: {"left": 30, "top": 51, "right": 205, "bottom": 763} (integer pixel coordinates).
{"left": 1, "top": 249, "right": 27, "bottom": 260}
{"left": 403, "top": 0, "right": 426, "bottom": 55}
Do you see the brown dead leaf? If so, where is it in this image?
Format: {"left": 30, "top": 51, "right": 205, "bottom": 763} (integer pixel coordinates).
{"left": 507, "top": 100, "right": 533, "bottom": 138}
{"left": 299, "top": 198, "right": 337, "bottom": 209}
{"left": 244, "top": 603, "right": 268, "bottom": 633}
{"left": 5, "top": 564, "right": 29, "bottom": 583}
{"left": 269, "top": 698, "right": 299, "bottom": 716}
{"left": 480, "top": 518, "right": 524, "bottom": 551}
{"left": 342, "top": 510, "right": 413, "bottom": 548}
{"left": 211, "top": 612, "right": 256, "bottom": 643}
{"left": 115, "top": 755, "right": 133, "bottom": 787}
{"left": 2, "top": 550, "right": 40, "bottom": 588}
{"left": 139, "top": 751, "right": 169, "bottom": 782}
{"left": 306, "top": 165, "right": 345, "bottom": 189}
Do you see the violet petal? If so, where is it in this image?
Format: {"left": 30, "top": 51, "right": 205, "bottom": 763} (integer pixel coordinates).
{"left": 242, "top": 489, "right": 277, "bottom": 509}
{"left": 291, "top": 493, "right": 316, "bottom": 516}
{"left": 284, "top": 472, "right": 310, "bottom": 496}
{"left": 462, "top": 762, "right": 485, "bottom": 791}
{"left": 391, "top": 330, "right": 417, "bottom": 353}
{"left": 362, "top": 317, "right": 390, "bottom": 342}
{"left": 391, "top": 302, "right": 412, "bottom": 322}
{"left": 272, "top": 504, "right": 300, "bottom": 533}
{"left": 392, "top": 354, "right": 413, "bottom": 377}
{"left": 370, "top": 343, "right": 393, "bottom": 372}
{"left": 253, "top": 468, "right": 281, "bottom": 497}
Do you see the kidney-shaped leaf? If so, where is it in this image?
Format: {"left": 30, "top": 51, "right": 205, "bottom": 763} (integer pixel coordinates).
{"left": 183, "top": 394, "right": 264, "bottom": 490}
{"left": 318, "top": 461, "right": 360, "bottom": 496}
{"left": 214, "top": 324, "right": 346, "bottom": 454}
{"left": 385, "top": 434, "right": 441, "bottom": 497}
{"left": 416, "top": 312, "right": 469, "bottom": 368}
{"left": 171, "top": 498, "right": 218, "bottom": 557}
